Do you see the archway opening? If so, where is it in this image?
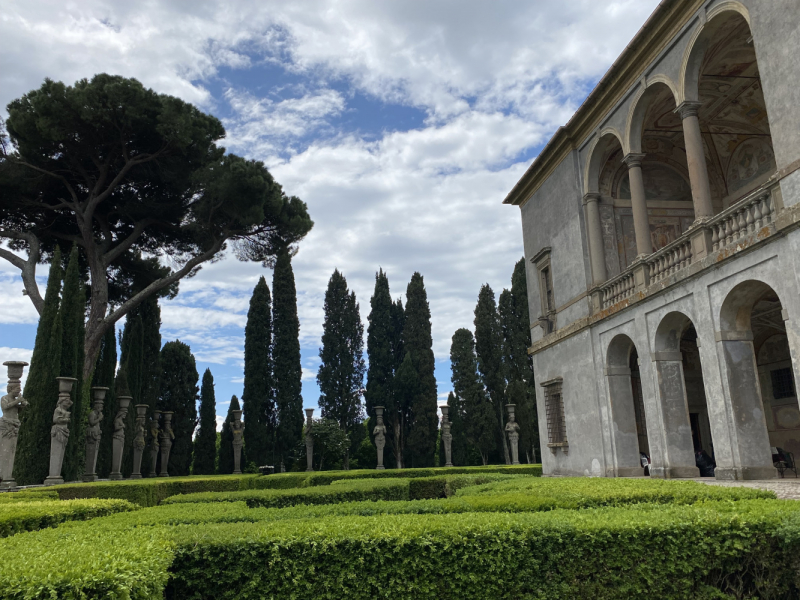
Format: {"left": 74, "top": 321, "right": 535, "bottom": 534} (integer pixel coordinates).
{"left": 629, "top": 347, "right": 649, "bottom": 457}
{"left": 680, "top": 325, "right": 715, "bottom": 476}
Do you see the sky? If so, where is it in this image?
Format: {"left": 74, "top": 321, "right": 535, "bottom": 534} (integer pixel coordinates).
{"left": 0, "top": 0, "right": 660, "bottom": 431}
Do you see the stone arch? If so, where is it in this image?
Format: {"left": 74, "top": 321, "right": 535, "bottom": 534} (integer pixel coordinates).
{"left": 625, "top": 78, "right": 680, "bottom": 154}
{"left": 583, "top": 128, "right": 625, "bottom": 196}
{"left": 719, "top": 279, "right": 781, "bottom": 334}
{"left": 654, "top": 310, "right": 694, "bottom": 353}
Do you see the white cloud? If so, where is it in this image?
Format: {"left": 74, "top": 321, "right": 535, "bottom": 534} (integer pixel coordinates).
{"left": 0, "top": 347, "right": 34, "bottom": 390}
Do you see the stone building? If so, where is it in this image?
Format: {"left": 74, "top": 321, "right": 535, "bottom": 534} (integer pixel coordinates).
{"left": 505, "top": 0, "right": 800, "bottom": 479}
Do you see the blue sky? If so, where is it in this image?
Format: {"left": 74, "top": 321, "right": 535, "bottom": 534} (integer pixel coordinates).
{"left": 0, "top": 0, "right": 659, "bottom": 430}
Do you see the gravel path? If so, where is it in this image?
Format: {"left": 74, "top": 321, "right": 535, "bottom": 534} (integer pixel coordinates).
{"left": 695, "top": 478, "right": 800, "bottom": 500}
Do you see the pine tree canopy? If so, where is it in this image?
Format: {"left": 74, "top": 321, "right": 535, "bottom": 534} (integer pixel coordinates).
{"left": 159, "top": 340, "right": 199, "bottom": 476}
{"left": 218, "top": 395, "right": 239, "bottom": 475}
{"left": 0, "top": 74, "right": 313, "bottom": 380}
{"left": 193, "top": 368, "right": 218, "bottom": 475}
{"left": 242, "top": 275, "right": 273, "bottom": 467}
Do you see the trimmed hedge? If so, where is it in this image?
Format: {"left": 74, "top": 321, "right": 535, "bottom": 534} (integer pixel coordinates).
{"left": 0, "top": 490, "right": 59, "bottom": 504}
{"left": 300, "top": 464, "right": 542, "bottom": 487}
{"left": 0, "top": 498, "right": 137, "bottom": 537}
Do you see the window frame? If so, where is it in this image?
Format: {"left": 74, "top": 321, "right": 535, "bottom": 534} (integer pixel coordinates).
{"left": 542, "top": 377, "right": 568, "bottom": 452}
{"left": 531, "top": 247, "right": 555, "bottom": 334}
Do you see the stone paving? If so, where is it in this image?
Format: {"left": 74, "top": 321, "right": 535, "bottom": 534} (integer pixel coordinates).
{"left": 695, "top": 477, "right": 800, "bottom": 500}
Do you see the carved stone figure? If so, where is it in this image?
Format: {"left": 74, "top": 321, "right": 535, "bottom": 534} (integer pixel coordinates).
{"left": 159, "top": 411, "right": 174, "bottom": 477}
{"left": 44, "top": 377, "right": 77, "bottom": 486}
{"left": 0, "top": 361, "right": 28, "bottom": 489}
{"left": 130, "top": 404, "right": 148, "bottom": 479}
{"left": 149, "top": 410, "right": 161, "bottom": 477}
{"left": 441, "top": 405, "right": 453, "bottom": 467}
{"left": 505, "top": 404, "right": 521, "bottom": 466}
{"left": 304, "top": 408, "right": 314, "bottom": 472}
{"left": 373, "top": 406, "right": 387, "bottom": 470}
{"left": 231, "top": 409, "right": 244, "bottom": 475}
{"left": 82, "top": 387, "right": 107, "bottom": 482}
{"left": 110, "top": 396, "right": 131, "bottom": 480}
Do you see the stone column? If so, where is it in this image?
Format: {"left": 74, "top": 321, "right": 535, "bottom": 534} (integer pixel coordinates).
{"left": 622, "top": 153, "right": 653, "bottom": 257}
{"left": 148, "top": 410, "right": 161, "bottom": 477}
{"left": 505, "top": 404, "right": 521, "bottom": 465}
{"left": 0, "top": 361, "right": 29, "bottom": 489}
{"left": 675, "top": 101, "right": 714, "bottom": 220}
{"left": 231, "top": 409, "right": 244, "bottom": 475}
{"left": 583, "top": 193, "right": 608, "bottom": 285}
{"left": 373, "top": 406, "right": 387, "bottom": 470}
{"left": 159, "top": 411, "right": 174, "bottom": 477}
{"left": 605, "top": 366, "right": 645, "bottom": 477}
{"left": 82, "top": 387, "right": 107, "bottom": 482}
{"left": 109, "top": 396, "right": 131, "bottom": 480}
{"left": 304, "top": 408, "right": 314, "bottom": 472}
{"left": 130, "top": 404, "right": 148, "bottom": 479}
{"left": 44, "top": 377, "right": 77, "bottom": 486}
{"left": 440, "top": 405, "right": 453, "bottom": 467}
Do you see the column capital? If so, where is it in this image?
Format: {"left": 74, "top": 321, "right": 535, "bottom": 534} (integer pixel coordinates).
{"left": 622, "top": 153, "right": 646, "bottom": 169}
{"left": 674, "top": 100, "right": 703, "bottom": 120}
{"left": 582, "top": 192, "right": 601, "bottom": 205}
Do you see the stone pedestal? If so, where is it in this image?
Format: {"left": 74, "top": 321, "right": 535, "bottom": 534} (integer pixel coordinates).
{"left": 149, "top": 410, "right": 161, "bottom": 477}
{"left": 231, "top": 409, "right": 244, "bottom": 475}
{"left": 44, "top": 377, "right": 77, "bottom": 486}
{"left": 373, "top": 406, "right": 387, "bottom": 470}
{"left": 505, "top": 404, "right": 521, "bottom": 466}
{"left": 159, "top": 411, "right": 174, "bottom": 477}
{"left": 130, "top": 404, "right": 148, "bottom": 479}
{"left": 82, "top": 387, "right": 107, "bottom": 482}
{"left": 441, "top": 405, "right": 453, "bottom": 467}
{"left": 0, "top": 361, "right": 29, "bottom": 489}
{"left": 109, "top": 396, "right": 131, "bottom": 480}
{"left": 304, "top": 408, "right": 314, "bottom": 472}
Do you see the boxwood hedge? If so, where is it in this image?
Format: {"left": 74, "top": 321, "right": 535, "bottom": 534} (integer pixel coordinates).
{"left": 0, "top": 498, "right": 137, "bottom": 537}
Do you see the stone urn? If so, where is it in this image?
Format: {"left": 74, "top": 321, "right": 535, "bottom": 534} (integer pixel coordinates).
{"left": 149, "top": 409, "right": 161, "bottom": 477}
{"left": 82, "top": 387, "right": 107, "bottom": 482}
{"left": 44, "top": 377, "right": 77, "bottom": 486}
{"left": 159, "top": 411, "right": 174, "bottom": 477}
{"left": 505, "top": 404, "right": 521, "bottom": 466}
{"left": 0, "top": 361, "right": 29, "bottom": 489}
{"left": 130, "top": 404, "right": 149, "bottom": 479}
{"left": 231, "top": 409, "right": 244, "bottom": 475}
{"left": 373, "top": 406, "right": 387, "bottom": 470}
{"left": 441, "top": 405, "right": 453, "bottom": 467}
{"left": 304, "top": 408, "right": 314, "bottom": 472}
{"left": 109, "top": 396, "right": 132, "bottom": 480}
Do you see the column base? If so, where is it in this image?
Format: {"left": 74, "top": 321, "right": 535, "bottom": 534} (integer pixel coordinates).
{"left": 649, "top": 465, "right": 700, "bottom": 479}
{"left": 82, "top": 474, "right": 98, "bottom": 483}
{"left": 129, "top": 474, "right": 142, "bottom": 480}
{"left": 445, "top": 462, "right": 453, "bottom": 467}
{"left": 43, "top": 476, "right": 64, "bottom": 486}
{"left": 0, "top": 479, "right": 17, "bottom": 490}
{"left": 714, "top": 466, "right": 779, "bottom": 480}
{"left": 376, "top": 466, "right": 385, "bottom": 470}
{"left": 616, "top": 466, "right": 647, "bottom": 477}
{"left": 158, "top": 473, "right": 169, "bottom": 477}
{"left": 233, "top": 470, "right": 242, "bottom": 475}
{"left": 109, "top": 472, "right": 123, "bottom": 481}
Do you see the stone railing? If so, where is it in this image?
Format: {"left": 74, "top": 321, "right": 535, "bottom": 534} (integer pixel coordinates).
{"left": 646, "top": 236, "right": 693, "bottom": 284}
{"left": 601, "top": 270, "right": 636, "bottom": 308}
{"left": 708, "top": 188, "right": 775, "bottom": 253}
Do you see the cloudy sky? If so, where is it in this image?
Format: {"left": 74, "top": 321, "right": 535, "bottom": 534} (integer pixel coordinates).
{"left": 0, "top": 0, "right": 659, "bottom": 429}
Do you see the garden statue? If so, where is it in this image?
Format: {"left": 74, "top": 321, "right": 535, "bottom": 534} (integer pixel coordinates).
{"left": 231, "top": 409, "right": 244, "bottom": 475}
{"left": 505, "top": 404, "right": 521, "bottom": 465}
{"left": 441, "top": 405, "right": 453, "bottom": 467}
{"left": 44, "top": 377, "right": 77, "bottom": 485}
{"left": 373, "top": 406, "right": 387, "bottom": 470}
{"left": 159, "top": 411, "right": 174, "bottom": 477}
{"left": 304, "top": 408, "right": 314, "bottom": 472}
{"left": 109, "top": 396, "right": 131, "bottom": 480}
{"left": 82, "top": 387, "right": 107, "bottom": 482}
{"left": 130, "top": 405, "right": 148, "bottom": 479}
{"left": 0, "top": 361, "right": 28, "bottom": 489}
{"left": 149, "top": 409, "right": 161, "bottom": 477}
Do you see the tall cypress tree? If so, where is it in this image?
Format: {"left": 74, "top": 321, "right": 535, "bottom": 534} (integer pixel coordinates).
{"left": 242, "top": 276, "right": 273, "bottom": 468}
{"left": 138, "top": 297, "right": 162, "bottom": 476}
{"left": 93, "top": 324, "right": 117, "bottom": 478}
{"left": 403, "top": 273, "right": 438, "bottom": 468}
{"left": 159, "top": 340, "right": 199, "bottom": 476}
{"left": 193, "top": 368, "right": 217, "bottom": 474}
{"left": 390, "top": 297, "right": 407, "bottom": 467}
{"left": 119, "top": 314, "right": 143, "bottom": 477}
{"left": 317, "top": 269, "right": 365, "bottom": 469}
{"left": 218, "top": 395, "right": 239, "bottom": 475}
{"left": 272, "top": 250, "right": 303, "bottom": 470}
{"left": 451, "top": 328, "right": 496, "bottom": 465}
{"left": 445, "top": 391, "right": 469, "bottom": 466}
{"left": 474, "top": 284, "right": 509, "bottom": 463}
{"left": 15, "top": 247, "right": 63, "bottom": 485}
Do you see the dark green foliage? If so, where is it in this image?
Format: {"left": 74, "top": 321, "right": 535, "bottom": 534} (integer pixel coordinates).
{"left": 317, "top": 269, "right": 365, "bottom": 468}
{"left": 119, "top": 314, "right": 143, "bottom": 477}
{"left": 474, "top": 284, "right": 507, "bottom": 463}
{"left": 159, "top": 341, "right": 199, "bottom": 476}
{"left": 15, "top": 247, "right": 63, "bottom": 485}
{"left": 0, "top": 499, "right": 136, "bottom": 537}
{"left": 299, "top": 418, "right": 350, "bottom": 471}
{"left": 393, "top": 352, "right": 417, "bottom": 466}
{"left": 218, "top": 396, "right": 239, "bottom": 475}
{"left": 450, "top": 328, "right": 497, "bottom": 465}
{"left": 350, "top": 421, "right": 377, "bottom": 470}
{"left": 445, "top": 391, "right": 469, "bottom": 466}
{"left": 242, "top": 276, "right": 273, "bottom": 468}
{"left": 138, "top": 297, "right": 162, "bottom": 476}
{"left": 94, "top": 326, "right": 117, "bottom": 478}
{"left": 403, "top": 273, "right": 438, "bottom": 468}
{"left": 193, "top": 369, "right": 217, "bottom": 475}
{"left": 272, "top": 251, "right": 303, "bottom": 470}
{"left": 389, "top": 297, "right": 406, "bottom": 467}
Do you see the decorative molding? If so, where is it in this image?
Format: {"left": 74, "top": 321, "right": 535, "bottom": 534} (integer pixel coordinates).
{"left": 530, "top": 246, "right": 552, "bottom": 266}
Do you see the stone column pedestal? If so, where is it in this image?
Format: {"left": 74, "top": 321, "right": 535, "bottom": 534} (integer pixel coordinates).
{"left": 505, "top": 404, "right": 521, "bottom": 466}
{"left": 130, "top": 404, "right": 148, "bottom": 479}
{"left": 304, "top": 408, "right": 314, "bottom": 472}
{"left": 441, "top": 405, "right": 453, "bottom": 467}
{"left": 0, "top": 361, "right": 29, "bottom": 489}
{"left": 373, "top": 406, "right": 387, "bottom": 470}
{"left": 159, "top": 411, "right": 174, "bottom": 477}
{"left": 82, "top": 387, "right": 108, "bottom": 483}
{"left": 231, "top": 409, "right": 244, "bottom": 475}
{"left": 44, "top": 377, "right": 77, "bottom": 486}
{"left": 109, "top": 396, "right": 131, "bottom": 480}
{"left": 149, "top": 410, "right": 161, "bottom": 477}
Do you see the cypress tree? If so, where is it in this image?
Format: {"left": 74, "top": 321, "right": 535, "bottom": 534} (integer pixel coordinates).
{"left": 138, "top": 297, "right": 162, "bottom": 476}
{"left": 403, "top": 273, "right": 438, "bottom": 468}
{"left": 242, "top": 276, "right": 273, "bottom": 468}
{"left": 159, "top": 340, "right": 199, "bottom": 476}
{"left": 15, "top": 247, "right": 63, "bottom": 485}
{"left": 317, "top": 269, "right": 365, "bottom": 469}
{"left": 93, "top": 324, "right": 117, "bottom": 478}
{"left": 119, "top": 314, "right": 143, "bottom": 477}
{"left": 218, "top": 395, "right": 240, "bottom": 474}
{"left": 272, "top": 250, "right": 303, "bottom": 470}
{"left": 393, "top": 351, "right": 417, "bottom": 468}
{"left": 390, "top": 297, "right": 407, "bottom": 468}
{"left": 451, "top": 328, "right": 496, "bottom": 465}
{"left": 474, "top": 284, "right": 509, "bottom": 463}
{"left": 446, "top": 391, "right": 469, "bottom": 466}
{"left": 193, "top": 368, "right": 217, "bottom": 474}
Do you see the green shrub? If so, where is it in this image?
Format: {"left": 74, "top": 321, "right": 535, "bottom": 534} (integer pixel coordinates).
{"left": 301, "top": 464, "right": 541, "bottom": 487}
{"left": 0, "top": 498, "right": 137, "bottom": 537}
{"left": 0, "top": 490, "right": 59, "bottom": 504}
{"left": 62, "top": 501, "right": 257, "bottom": 529}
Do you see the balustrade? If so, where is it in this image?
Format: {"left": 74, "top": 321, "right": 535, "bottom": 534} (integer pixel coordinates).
{"left": 709, "top": 190, "right": 774, "bottom": 253}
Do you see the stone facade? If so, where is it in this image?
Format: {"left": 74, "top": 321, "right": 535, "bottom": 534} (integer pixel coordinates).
{"left": 505, "top": 0, "right": 800, "bottom": 480}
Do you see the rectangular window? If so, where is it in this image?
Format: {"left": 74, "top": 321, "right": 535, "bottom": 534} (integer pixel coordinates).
{"left": 531, "top": 247, "right": 555, "bottom": 334}
{"left": 771, "top": 367, "right": 796, "bottom": 400}
{"left": 543, "top": 378, "right": 567, "bottom": 446}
